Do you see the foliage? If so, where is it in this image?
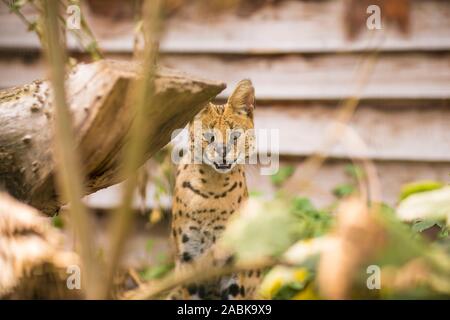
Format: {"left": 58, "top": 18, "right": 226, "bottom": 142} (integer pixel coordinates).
{"left": 139, "top": 240, "right": 174, "bottom": 281}
{"left": 332, "top": 164, "right": 364, "bottom": 199}
{"left": 259, "top": 266, "right": 317, "bottom": 300}
{"left": 230, "top": 169, "right": 450, "bottom": 299}
{"left": 399, "top": 180, "right": 444, "bottom": 201}
{"left": 397, "top": 186, "right": 450, "bottom": 223}
{"left": 270, "top": 165, "right": 295, "bottom": 187}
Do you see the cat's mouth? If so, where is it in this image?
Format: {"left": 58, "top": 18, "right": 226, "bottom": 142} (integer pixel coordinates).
{"left": 213, "top": 162, "right": 232, "bottom": 170}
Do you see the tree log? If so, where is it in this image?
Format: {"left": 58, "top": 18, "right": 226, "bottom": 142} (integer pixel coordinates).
{"left": 0, "top": 59, "right": 225, "bottom": 214}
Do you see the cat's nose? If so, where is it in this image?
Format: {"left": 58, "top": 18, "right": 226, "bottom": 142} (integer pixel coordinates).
{"left": 216, "top": 144, "right": 228, "bottom": 163}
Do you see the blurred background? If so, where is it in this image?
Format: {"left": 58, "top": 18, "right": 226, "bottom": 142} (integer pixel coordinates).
{"left": 0, "top": 0, "right": 449, "bottom": 294}
{"left": 1, "top": 0, "right": 449, "bottom": 207}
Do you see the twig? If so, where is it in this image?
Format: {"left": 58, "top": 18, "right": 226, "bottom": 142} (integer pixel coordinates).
{"left": 99, "top": 0, "right": 164, "bottom": 298}
{"left": 41, "top": 0, "right": 101, "bottom": 299}
{"left": 124, "top": 259, "right": 275, "bottom": 300}
{"left": 2, "top": 0, "right": 43, "bottom": 41}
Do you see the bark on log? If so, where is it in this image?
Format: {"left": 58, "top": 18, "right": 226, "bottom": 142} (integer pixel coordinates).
{"left": 0, "top": 59, "right": 225, "bottom": 214}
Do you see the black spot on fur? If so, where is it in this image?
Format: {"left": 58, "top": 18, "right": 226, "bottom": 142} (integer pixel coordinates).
{"left": 240, "top": 286, "right": 246, "bottom": 296}
{"left": 183, "top": 181, "right": 209, "bottom": 198}
{"left": 182, "top": 234, "right": 189, "bottom": 243}
{"left": 221, "top": 289, "right": 229, "bottom": 300}
{"left": 198, "top": 285, "right": 206, "bottom": 299}
{"left": 238, "top": 196, "right": 242, "bottom": 203}
{"left": 187, "top": 284, "right": 197, "bottom": 295}
{"left": 201, "top": 178, "right": 207, "bottom": 184}
{"left": 225, "top": 255, "right": 235, "bottom": 266}
{"left": 228, "top": 284, "right": 239, "bottom": 297}
{"left": 199, "top": 169, "right": 204, "bottom": 174}
{"left": 182, "top": 252, "right": 192, "bottom": 262}
{"left": 228, "top": 182, "right": 238, "bottom": 193}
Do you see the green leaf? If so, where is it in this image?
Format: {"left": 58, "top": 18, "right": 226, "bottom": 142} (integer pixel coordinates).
{"left": 270, "top": 165, "right": 295, "bottom": 187}
{"left": 438, "top": 226, "right": 449, "bottom": 239}
{"left": 249, "top": 190, "right": 263, "bottom": 197}
{"left": 292, "top": 197, "right": 316, "bottom": 214}
{"left": 222, "top": 198, "right": 300, "bottom": 261}
{"left": 397, "top": 186, "right": 450, "bottom": 222}
{"left": 51, "top": 215, "right": 64, "bottom": 229}
{"left": 139, "top": 263, "right": 174, "bottom": 280}
{"left": 273, "top": 281, "right": 307, "bottom": 300}
{"left": 344, "top": 164, "right": 364, "bottom": 181}
{"left": 332, "top": 183, "right": 355, "bottom": 198}
{"left": 290, "top": 197, "right": 333, "bottom": 238}
{"left": 399, "top": 180, "right": 443, "bottom": 201}
{"left": 412, "top": 219, "right": 438, "bottom": 233}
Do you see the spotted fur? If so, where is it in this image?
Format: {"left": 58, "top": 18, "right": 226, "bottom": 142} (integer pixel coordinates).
{"left": 169, "top": 80, "right": 260, "bottom": 299}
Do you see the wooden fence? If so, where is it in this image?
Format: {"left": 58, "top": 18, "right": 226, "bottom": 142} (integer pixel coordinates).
{"left": 0, "top": 0, "right": 449, "bottom": 206}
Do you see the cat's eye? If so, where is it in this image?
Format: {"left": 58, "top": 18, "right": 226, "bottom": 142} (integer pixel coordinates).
{"left": 203, "top": 132, "right": 215, "bottom": 143}
{"left": 230, "top": 131, "right": 241, "bottom": 143}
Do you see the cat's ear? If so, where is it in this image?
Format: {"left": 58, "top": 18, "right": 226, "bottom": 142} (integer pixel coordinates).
{"left": 227, "top": 79, "right": 255, "bottom": 117}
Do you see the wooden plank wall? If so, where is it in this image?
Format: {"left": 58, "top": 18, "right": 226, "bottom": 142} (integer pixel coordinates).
{"left": 1, "top": 0, "right": 449, "bottom": 207}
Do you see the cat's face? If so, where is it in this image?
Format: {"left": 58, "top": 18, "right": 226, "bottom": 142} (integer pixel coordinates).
{"left": 189, "top": 79, "right": 256, "bottom": 173}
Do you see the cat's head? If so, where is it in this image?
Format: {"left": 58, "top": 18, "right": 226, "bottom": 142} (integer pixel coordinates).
{"left": 189, "top": 79, "right": 256, "bottom": 173}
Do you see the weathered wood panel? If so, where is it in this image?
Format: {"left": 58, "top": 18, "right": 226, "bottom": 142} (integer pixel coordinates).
{"left": 1, "top": 0, "right": 449, "bottom": 53}
{"left": 164, "top": 53, "right": 450, "bottom": 100}
{"left": 2, "top": 53, "right": 450, "bottom": 100}
{"left": 256, "top": 104, "right": 450, "bottom": 161}
{"left": 1, "top": 54, "right": 449, "bottom": 162}
{"left": 0, "top": 54, "right": 44, "bottom": 89}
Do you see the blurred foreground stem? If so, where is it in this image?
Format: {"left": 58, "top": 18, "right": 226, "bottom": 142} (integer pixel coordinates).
{"left": 100, "top": 0, "right": 164, "bottom": 298}
{"left": 41, "top": 0, "right": 101, "bottom": 298}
